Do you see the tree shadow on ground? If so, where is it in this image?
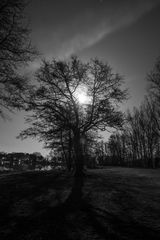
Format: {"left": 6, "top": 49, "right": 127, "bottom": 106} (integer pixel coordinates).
{"left": 1, "top": 172, "right": 160, "bottom": 240}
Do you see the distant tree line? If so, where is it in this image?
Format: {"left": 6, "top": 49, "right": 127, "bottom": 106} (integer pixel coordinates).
{"left": 105, "top": 58, "right": 160, "bottom": 169}
{"left": 0, "top": 152, "right": 47, "bottom": 171}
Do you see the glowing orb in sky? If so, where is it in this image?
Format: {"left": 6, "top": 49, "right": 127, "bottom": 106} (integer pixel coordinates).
{"left": 74, "top": 85, "right": 91, "bottom": 104}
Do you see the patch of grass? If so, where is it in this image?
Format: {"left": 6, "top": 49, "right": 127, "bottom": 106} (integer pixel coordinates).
{"left": 0, "top": 167, "right": 160, "bottom": 239}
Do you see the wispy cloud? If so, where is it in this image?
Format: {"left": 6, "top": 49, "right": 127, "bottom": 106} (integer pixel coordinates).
{"left": 56, "top": 0, "right": 160, "bottom": 58}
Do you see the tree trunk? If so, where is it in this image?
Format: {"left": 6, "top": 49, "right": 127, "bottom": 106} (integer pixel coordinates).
{"left": 73, "top": 131, "right": 84, "bottom": 177}
{"left": 67, "top": 129, "right": 73, "bottom": 171}
{"left": 64, "top": 175, "right": 84, "bottom": 208}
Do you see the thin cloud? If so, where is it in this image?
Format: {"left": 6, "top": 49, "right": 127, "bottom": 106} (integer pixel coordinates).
{"left": 57, "top": 0, "right": 160, "bottom": 58}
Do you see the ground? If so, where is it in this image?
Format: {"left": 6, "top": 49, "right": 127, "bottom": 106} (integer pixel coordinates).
{"left": 0, "top": 167, "right": 160, "bottom": 239}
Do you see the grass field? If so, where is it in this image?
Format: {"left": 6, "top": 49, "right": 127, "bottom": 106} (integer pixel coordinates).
{"left": 0, "top": 167, "right": 160, "bottom": 239}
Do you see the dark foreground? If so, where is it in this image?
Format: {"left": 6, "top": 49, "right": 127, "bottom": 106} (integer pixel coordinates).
{"left": 0, "top": 167, "right": 160, "bottom": 240}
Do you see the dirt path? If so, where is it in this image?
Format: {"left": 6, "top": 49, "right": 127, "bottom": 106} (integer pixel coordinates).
{"left": 0, "top": 168, "right": 160, "bottom": 239}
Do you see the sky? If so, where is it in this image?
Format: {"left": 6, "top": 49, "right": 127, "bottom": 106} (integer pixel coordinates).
{"left": 0, "top": 0, "right": 160, "bottom": 156}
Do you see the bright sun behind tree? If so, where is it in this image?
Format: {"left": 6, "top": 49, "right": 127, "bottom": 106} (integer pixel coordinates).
{"left": 74, "top": 85, "right": 91, "bottom": 104}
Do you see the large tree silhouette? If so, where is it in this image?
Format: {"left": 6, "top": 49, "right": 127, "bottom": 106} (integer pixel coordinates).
{"left": 19, "top": 57, "right": 127, "bottom": 176}
{"left": 0, "top": 0, "right": 37, "bottom": 116}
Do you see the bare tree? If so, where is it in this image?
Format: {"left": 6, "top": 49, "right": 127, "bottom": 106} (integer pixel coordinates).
{"left": 19, "top": 57, "right": 127, "bottom": 176}
{"left": 147, "top": 57, "right": 160, "bottom": 135}
{"left": 148, "top": 57, "right": 160, "bottom": 102}
{"left": 0, "top": 0, "right": 37, "bottom": 116}
{"left": 108, "top": 100, "right": 159, "bottom": 168}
